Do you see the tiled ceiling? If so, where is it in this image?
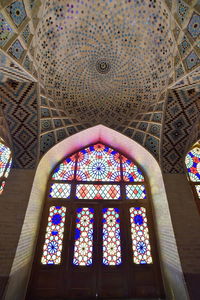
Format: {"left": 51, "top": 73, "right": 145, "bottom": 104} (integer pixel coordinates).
{"left": 35, "top": 0, "right": 174, "bottom": 125}
{"left": 0, "top": 0, "right": 199, "bottom": 171}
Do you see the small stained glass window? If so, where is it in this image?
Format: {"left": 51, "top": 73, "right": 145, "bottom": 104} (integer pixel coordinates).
{"left": 76, "top": 184, "right": 121, "bottom": 200}
{"left": 102, "top": 208, "right": 122, "bottom": 266}
{"left": 0, "top": 181, "right": 5, "bottom": 195}
{"left": 0, "top": 142, "right": 11, "bottom": 177}
{"left": 185, "top": 146, "right": 200, "bottom": 182}
{"left": 76, "top": 143, "right": 121, "bottom": 181}
{"left": 185, "top": 143, "right": 200, "bottom": 210}
{"left": 49, "top": 183, "right": 71, "bottom": 198}
{"left": 0, "top": 139, "right": 12, "bottom": 195}
{"left": 195, "top": 185, "right": 200, "bottom": 198}
{"left": 41, "top": 206, "right": 66, "bottom": 265}
{"left": 73, "top": 208, "right": 94, "bottom": 266}
{"left": 4, "top": 158, "right": 12, "bottom": 178}
{"left": 52, "top": 154, "right": 76, "bottom": 180}
{"left": 126, "top": 185, "right": 146, "bottom": 199}
{"left": 129, "top": 207, "right": 152, "bottom": 264}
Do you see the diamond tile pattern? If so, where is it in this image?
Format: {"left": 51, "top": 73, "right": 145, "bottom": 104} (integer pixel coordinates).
{"left": 7, "top": 1, "right": 27, "bottom": 27}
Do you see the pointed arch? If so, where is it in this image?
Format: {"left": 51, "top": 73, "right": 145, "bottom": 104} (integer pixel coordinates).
{"left": 5, "top": 125, "right": 188, "bottom": 300}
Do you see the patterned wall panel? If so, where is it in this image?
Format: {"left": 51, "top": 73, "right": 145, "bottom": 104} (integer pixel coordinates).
{"left": 0, "top": 80, "right": 38, "bottom": 168}
{"left": 39, "top": 94, "right": 89, "bottom": 157}
{"left": 162, "top": 88, "right": 200, "bottom": 173}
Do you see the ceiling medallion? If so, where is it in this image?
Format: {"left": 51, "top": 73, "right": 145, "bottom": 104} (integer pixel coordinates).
{"left": 96, "top": 59, "right": 111, "bottom": 74}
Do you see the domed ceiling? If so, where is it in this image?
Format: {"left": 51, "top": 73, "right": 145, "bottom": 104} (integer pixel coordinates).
{"left": 35, "top": 0, "right": 174, "bottom": 125}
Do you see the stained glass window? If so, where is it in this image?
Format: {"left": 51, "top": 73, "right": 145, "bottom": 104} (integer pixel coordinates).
{"left": 52, "top": 154, "right": 76, "bottom": 180}
{"left": 185, "top": 143, "right": 200, "bottom": 210}
{"left": 73, "top": 208, "right": 94, "bottom": 266}
{"left": 0, "top": 140, "right": 12, "bottom": 195}
{"left": 195, "top": 185, "right": 200, "bottom": 198}
{"left": 4, "top": 158, "right": 12, "bottom": 178}
{"left": 0, "top": 181, "right": 5, "bottom": 195}
{"left": 37, "top": 141, "right": 158, "bottom": 291}
{"left": 126, "top": 185, "right": 146, "bottom": 199}
{"left": 41, "top": 206, "right": 66, "bottom": 265}
{"left": 0, "top": 142, "right": 11, "bottom": 177}
{"left": 129, "top": 207, "right": 152, "bottom": 264}
{"left": 102, "top": 208, "right": 122, "bottom": 266}
{"left": 122, "top": 155, "right": 144, "bottom": 182}
{"left": 76, "top": 143, "right": 121, "bottom": 181}
{"left": 49, "top": 183, "right": 71, "bottom": 198}
{"left": 76, "top": 184, "right": 121, "bottom": 200}
{"left": 185, "top": 146, "right": 200, "bottom": 182}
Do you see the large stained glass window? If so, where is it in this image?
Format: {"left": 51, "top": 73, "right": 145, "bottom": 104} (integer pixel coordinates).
{"left": 0, "top": 138, "right": 12, "bottom": 195}
{"left": 31, "top": 143, "right": 161, "bottom": 299}
{"left": 185, "top": 141, "right": 200, "bottom": 212}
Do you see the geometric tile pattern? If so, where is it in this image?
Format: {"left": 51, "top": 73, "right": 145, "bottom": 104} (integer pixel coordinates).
{"left": 21, "top": 24, "right": 31, "bottom": 44}
{"left": 8, "top": 39, "right": 25, "bottom": 60}
{"left": 185, "top": 51, "right": 200, "bottom": 70}
{"left": 178, "top": 36, "right": 191, "bottom": 56}
{"left": 40, "top": 131, "right": 55, "bottom": 157}
{"left": 162, "top": 89, "right": 200, "bottom": 173}
{"left": 0, "top": 80, "right": 38, "bottom": 168}
{"left": 0, "top": 0, "right": 199, "bottom": 171}
{"left": 6, "top": 1, "right": 27, "bottom": 27}
{"left": 39, "top": 94, "right": 89, "bottom": 156}
{"left": 35, "top": 0, "right": 174, "bottom": 126}
{"left": 0, "top": 13, "right": 14, "bottom": 47}
{"left": 176, "top": 0, "right": 189, "bottom": 25}
{"left": 144, "top": 135, "right": 160, "bottom": 160}
{"left": 0, "top": 51, "right": 34, "bottom": 83}
{"left": 187, "top": 13, "right": 200, "bottom": 39}
{"left": 23, "top": 55, "right": 32, "bottom": 71}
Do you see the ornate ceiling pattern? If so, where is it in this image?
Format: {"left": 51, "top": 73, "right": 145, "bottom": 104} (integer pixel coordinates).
{"left": 39, "top": 93, "right": 90, "bottom": 156}
{"left": 35, "top": 0, "right": 174, "bottom": 125}
{"left": 0, "top": 0, "right": 42, "bottom": 80}
{"left": 0, "top": 0, "right": 199, "bottom": 172}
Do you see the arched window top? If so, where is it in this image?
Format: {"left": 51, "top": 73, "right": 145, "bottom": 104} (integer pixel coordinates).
{"left": 0, "top": 137, "right": 12, "bottom": 195}
{"left": 52, "top": 143, "right": 144, "bottom": 182}
{"left": 185, "top": 141, "right": 200, "bottom": 211}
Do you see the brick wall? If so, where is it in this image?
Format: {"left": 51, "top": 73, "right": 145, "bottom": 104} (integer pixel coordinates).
{"left": 163, "top": 174, "right": 200, "bottom": 300}
{"left": 0, "top": 169, "right": 35, "bottom": 299}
